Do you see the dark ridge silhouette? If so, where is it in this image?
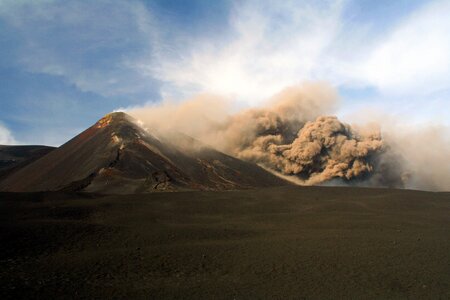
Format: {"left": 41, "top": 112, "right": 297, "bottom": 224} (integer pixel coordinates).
{"left": 0, "top": 145, "right": 55, "bottom": 180}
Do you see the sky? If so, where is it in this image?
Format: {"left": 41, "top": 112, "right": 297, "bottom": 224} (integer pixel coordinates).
{"left": 0, "top": 0, "right": 449, "bottom": 146}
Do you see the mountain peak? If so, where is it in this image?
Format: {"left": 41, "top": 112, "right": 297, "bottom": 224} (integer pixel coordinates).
{"left": 0, "top": 112, "right": 288, "bottom": 193}
{"left": 95, "top": 111, "right": 133, "bottom": 129}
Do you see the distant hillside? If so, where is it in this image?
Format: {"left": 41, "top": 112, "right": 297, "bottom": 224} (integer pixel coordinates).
{"left": 0, "top": 145, "right": 55, "bottom": 181}
{"left": 0, "top": 112, "right": 288, "bottom": 193}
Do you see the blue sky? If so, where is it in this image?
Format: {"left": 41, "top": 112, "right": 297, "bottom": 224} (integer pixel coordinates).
{"left": 0, "top": 0, "right": 449, "bottom": 145}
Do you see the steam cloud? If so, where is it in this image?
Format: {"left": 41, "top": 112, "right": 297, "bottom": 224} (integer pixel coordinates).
{"left": 128, "top": 82, "right": 449, "bottom": 191}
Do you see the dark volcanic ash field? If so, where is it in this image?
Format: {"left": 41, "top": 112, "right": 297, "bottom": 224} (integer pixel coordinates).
{"left": 1, "top": 187, "right": 449, "bottom": 299}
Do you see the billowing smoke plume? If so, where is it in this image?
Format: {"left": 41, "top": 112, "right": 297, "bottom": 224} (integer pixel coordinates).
{"left": 127, "top": 82, "right": 449, "bottom": 191}
{"left": 229, "top": 115, "right": 383, "bottom": 185}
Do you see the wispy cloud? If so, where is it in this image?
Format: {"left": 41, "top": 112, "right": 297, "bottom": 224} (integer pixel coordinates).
{"left": 0, "top": 0, "right": 160, "bottom": 98}
{"left": 3, "top": 0, "right": 449, "bottom": 104}
{"left": 144, "top": 0, "right": 450, "bottom": 107}
{"left": 362, "top": 0, "right": 450, "bottom": 95}
{"left": 150, "top": 0, "right": 346, "bottom": 104}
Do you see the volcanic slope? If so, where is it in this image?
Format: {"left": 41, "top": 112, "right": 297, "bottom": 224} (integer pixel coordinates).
{"left": 0, "top": 112, "right": 288, "bottom": 193}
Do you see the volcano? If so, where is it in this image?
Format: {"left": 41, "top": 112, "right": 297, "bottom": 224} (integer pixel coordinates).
{"left": 0, "top": 112, "right": 288, "bottom": 193}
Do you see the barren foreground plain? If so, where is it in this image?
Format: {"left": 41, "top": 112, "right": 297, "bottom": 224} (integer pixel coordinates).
{"left": 1, "top": 186, "right": 449, "bottom": 299}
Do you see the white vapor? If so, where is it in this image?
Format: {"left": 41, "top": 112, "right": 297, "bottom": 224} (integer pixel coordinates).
{"left": 0, "top": 123, "right": 17, "bottom": 145}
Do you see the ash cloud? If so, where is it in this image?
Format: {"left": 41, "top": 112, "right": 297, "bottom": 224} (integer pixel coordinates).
{"left": 375, "top": 123, "right": 450, "bottom": 191}
{"left": 127, "top": 82, "right": 449, "bottom": 191}
{"left": 234, "top": 115, "right": 383, "bottom": 185}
